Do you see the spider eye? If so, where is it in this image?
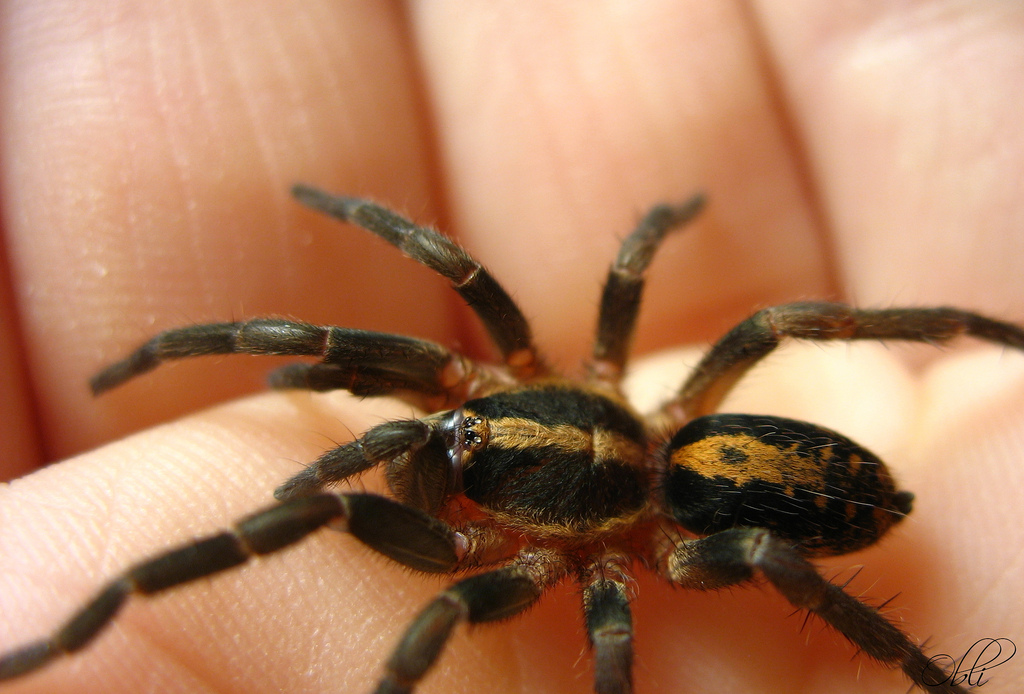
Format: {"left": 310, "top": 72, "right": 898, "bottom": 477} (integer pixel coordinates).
{"left": 461, "top": 417, "right": 485, "bottom": 448}
{"left": 441, "top": 410, "right": 489, "bottom": 474}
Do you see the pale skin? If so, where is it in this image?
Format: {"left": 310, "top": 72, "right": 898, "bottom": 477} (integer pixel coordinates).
{"left": 2, "top": 2, "right": 1024, "bottom": 693}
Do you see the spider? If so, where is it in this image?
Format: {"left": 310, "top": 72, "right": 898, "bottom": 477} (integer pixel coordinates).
{"left": 2, "top": 184, "right": 1021, "bottom": 694}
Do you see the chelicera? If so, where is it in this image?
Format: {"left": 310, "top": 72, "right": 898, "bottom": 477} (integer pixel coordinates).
{"left": 3, "top": 184, "right": 1021, "bottom": 693}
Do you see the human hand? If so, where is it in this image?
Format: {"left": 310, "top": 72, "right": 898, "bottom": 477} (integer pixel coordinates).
{"left": 2, "top": 2, "right": 1023, "bottom": 693}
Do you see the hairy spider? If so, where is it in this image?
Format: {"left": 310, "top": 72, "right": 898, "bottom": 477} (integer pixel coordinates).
{"left": 2, "top": 184, "right": 1021, "bottom": 693}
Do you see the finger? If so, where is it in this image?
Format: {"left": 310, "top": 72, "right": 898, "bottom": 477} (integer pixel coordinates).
{"left": 3, "top": 0, "right": 445, "bottom": 460}
{"left": 749, "top": 7, "right": 1024, "bottom": 688}
{"left": 0, "top": 392, "right": 529, "bottom": 694}
{"left": 410, "top": 1, "right": 833, "bottom": 368}
{"left": 0, "top": 251, "right": 41, "bottom": 479}
{"left": 753, "top": 1, "right": 1024, "bottom": 311}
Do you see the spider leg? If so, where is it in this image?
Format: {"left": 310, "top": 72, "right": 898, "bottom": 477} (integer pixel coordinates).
{"left": 664, "top": 301, "right": 1024, "bottom": 420}
{"left": 658, "top": 527, "right": 966, "bottom": 694}
{"left": 269, "top": 362, "right": 440, "bottom": 395}
{"left": 590, "top": 194, "right": 705, "bottom": 383}
{"left": 91, "top": 319, "right": 505, "bottom": 405}
{"left": 582, "top": 554, "right": 635, "bottom": 694}
{"left": 374, "top": 548, "right": 566, "bottom": 694}
{"left": 274, "top": 413, "right": 449, "bottom": 503}
{"left": 0, "top": 492, "right": 463, "bottom": 682}
{"left": 292, "top": 185, "right": 544, "bottom": 378}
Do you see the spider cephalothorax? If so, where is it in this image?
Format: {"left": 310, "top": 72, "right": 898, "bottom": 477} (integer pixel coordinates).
{"left": 3, "top": 185, "right": 1021, "bottom": 693}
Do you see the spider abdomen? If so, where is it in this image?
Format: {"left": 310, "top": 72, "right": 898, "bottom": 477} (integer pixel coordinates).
{"left": 661, "top": 413, "right": 914, "bottom": 556}
{"left": 456, "top": 384, "right": 649, "bottom": 537}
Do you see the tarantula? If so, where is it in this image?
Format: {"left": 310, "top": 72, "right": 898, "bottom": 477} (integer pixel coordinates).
{"left": 3, "top": 184, "right": 1021, "bottom": 693}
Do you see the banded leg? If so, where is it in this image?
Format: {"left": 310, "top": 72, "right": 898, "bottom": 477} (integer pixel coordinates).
{"left": 375, "top": 548, "right": 566, "bottom": 694}
{"left": 91, "top": 318, "right": 482, "bottom": 402}
{"left": 665, "top": 302, "right": 1024, "bottom": 420}
{"left": 659, "top": 527, "right": 965, "bottom": 694}
{"left": 582, "top": 555, "right": 635, "bottom": 694}
{"left": 274, "top": 416, "right": 449, "bottom": 504}
{"left": 293, "top": 185, "right": 543, "bottom": 378}
{"left": 0, "top": 493, "right": 461, "bottom": 682}
{"left": 591, "top": 194, "right": 705, "bottom": 382}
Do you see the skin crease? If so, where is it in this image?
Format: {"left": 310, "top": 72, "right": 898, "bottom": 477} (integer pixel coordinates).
{"left": 1, "top": 0, "right": 1024, "bottom": 692}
